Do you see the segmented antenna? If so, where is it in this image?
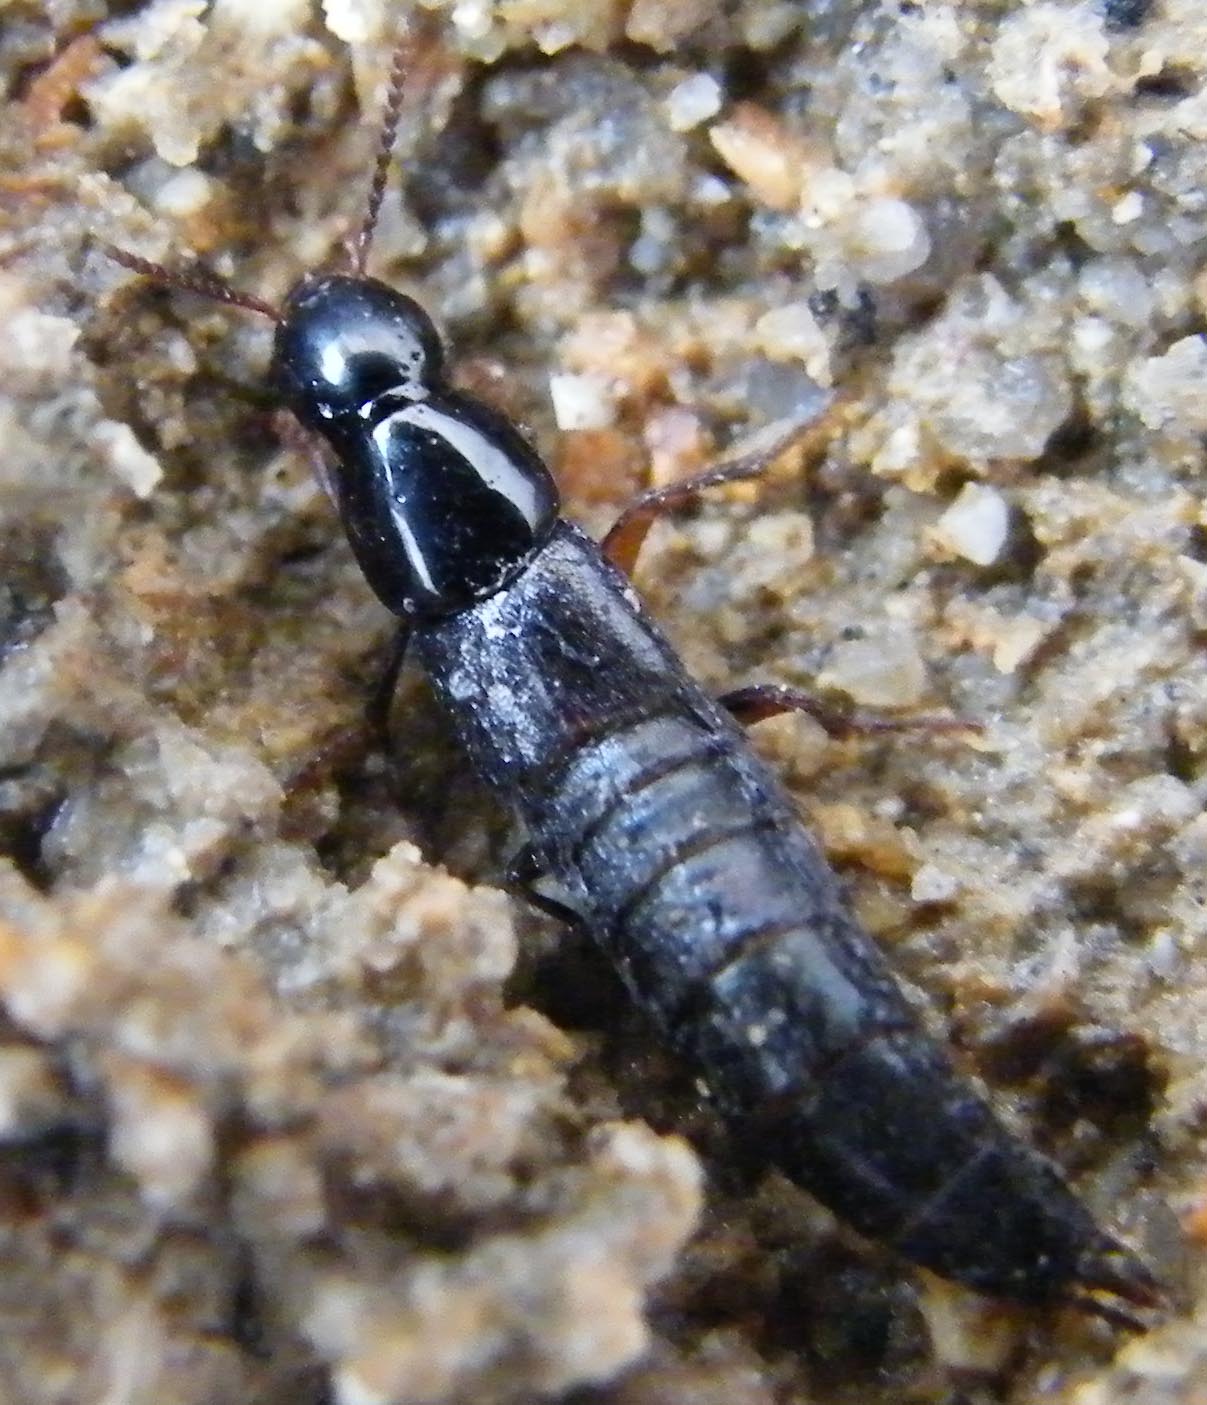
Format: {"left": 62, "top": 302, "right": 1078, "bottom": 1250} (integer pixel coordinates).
{"left": 349, "top": 32, "right": 412, "bottom": 276}
{"left": 100, "top": 242, "right": 282, "bottom": 322}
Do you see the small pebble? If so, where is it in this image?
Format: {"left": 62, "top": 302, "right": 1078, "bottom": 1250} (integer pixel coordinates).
{"left": 911, "top": 864, "right": 961, "bottom": 904}
{"left": 933, "top": 351, "right": 1072, "bottom": 464}
{"left": 95, "top": 420, "right": 165, "bottom": 498}
{"left": 819, "top": 629, "right": 928, "bottom": 708}
{"left": 755, "top": 302, "right": 832, "bottom": 385}
{"left": 933, "top": 483, "right": 1010, "bottom": 566}
{"left": 0, "top": 309, "right": 79, "bottom": 393}
{"left": 152, "top": 167, "right": 215, "bottom": 217}
{"left": 709, "top": 103, "right": 804, "bottom": 211}
{"left": 1124, "top": 335, "right": 1207, "bottom": 434}
{"left": 549, "top": 371, "right": 618, "bottom": 431}
{"left": 665, "top": 73, "right": 723, "bottom": 132}
{"left": 849, "top": 197, "right": 931, "bottom": 284}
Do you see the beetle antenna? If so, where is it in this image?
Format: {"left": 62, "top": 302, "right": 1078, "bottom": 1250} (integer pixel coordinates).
{"left": 99, "top": 242, "right": 282, "bottom": 323}
{"left": 350, "top": 32, "right": 411, "bottom": 276}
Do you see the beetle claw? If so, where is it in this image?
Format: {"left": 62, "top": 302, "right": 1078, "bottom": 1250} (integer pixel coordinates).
{"left": 1069, "top": 1234, "right": 1165, "bottom": 1327}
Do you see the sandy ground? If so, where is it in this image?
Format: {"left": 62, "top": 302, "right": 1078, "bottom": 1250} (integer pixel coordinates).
{"left": 0, "top": 1, "right": 1205, "bottom": 1401}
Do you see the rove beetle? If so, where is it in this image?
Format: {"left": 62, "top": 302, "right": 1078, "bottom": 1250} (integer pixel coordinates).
{"left": 104, "top": 26, "right": 1159, "bottom": 1322}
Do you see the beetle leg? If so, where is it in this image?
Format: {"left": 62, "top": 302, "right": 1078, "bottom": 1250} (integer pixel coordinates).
{"left": 505, "top": 842, "right": 584, "bottom": 926}
{"left": 719, "top": 683, "right": 979, "bottom": 742}
{"left": 601, "top": 408, "right": 830, "bottom": 576}
{"left": 369, "top": 625, "right": 411, "bottom": 740}
{"left": 271, "top": 407, "right": 340, "bottom": 508}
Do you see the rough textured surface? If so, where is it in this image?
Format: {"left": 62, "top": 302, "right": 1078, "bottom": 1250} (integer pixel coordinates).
{"left": 0, "top": 1, "right": 1204, "bottom": 1401}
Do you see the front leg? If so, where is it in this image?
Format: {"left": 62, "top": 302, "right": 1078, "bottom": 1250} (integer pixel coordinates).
{"left": 369, "top": 624, "right": 412, "bottom": 742}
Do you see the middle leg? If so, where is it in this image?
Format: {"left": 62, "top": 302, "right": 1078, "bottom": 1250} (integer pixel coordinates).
{"left": 600, "top": 406, "right": 834, "bottom": 575}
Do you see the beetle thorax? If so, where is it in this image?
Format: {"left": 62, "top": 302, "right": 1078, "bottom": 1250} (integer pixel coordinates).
{"left": 270, "top": 273, "right": 560, "bottom": 619}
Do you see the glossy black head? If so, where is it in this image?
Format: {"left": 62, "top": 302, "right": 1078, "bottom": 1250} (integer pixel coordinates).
{"left": 271, "top": 274, "right": 445, "bottom": 427}
{"left": 270, "top": 271, "right": 560, "bottom": 620}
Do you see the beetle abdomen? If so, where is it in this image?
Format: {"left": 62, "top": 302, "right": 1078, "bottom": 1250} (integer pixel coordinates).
{"left": 523, "top": 704, "right": 1123, "bottom": 1301}
{"left": 530, "top": 707, "right": 915, "bottom": 1053}
{"left": 417, "top": 521, "right": 1152, "bottom": 1309}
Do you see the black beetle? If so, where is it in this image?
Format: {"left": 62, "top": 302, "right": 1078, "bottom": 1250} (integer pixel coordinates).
{"left": 103, "top": 29, "right": 1159, "bottom": 1323}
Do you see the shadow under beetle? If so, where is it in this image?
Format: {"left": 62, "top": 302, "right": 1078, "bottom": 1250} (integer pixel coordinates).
{"left": 104, "top": 26, "right": 1160, "bottom": 1323}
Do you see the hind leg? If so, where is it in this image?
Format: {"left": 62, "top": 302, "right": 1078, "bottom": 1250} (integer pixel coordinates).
{"left": 719, "top": 684, "right": 977, "bottom": 741}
